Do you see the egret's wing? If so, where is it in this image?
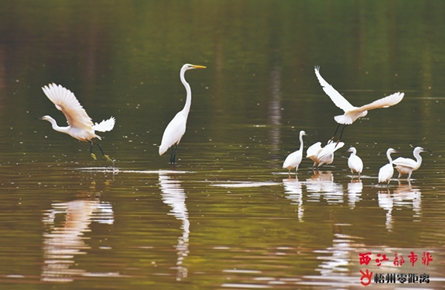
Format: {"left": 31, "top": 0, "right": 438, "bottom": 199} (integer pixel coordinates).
{"left": 93, "top": 117, "right": 115, "bottom": 132}
{"left": 317, "top": 141, "right": 344, "bottom": 162}
{"left": 306, "top": 142, "right": 322, "bottom": 158}
{"left": 356, "top": 92, "right": 404, "bottom": 112}
{"left": 159, "top": 112, "right": 187, "bottom": 155}
{"left": 393, "top": 157, "right": 416, "bottom": 168}
{"left": 314, "top": 66, "right": 354, "bottom": 112}
{"left": 42, "top": 83, "right": 93, "bottom": 130}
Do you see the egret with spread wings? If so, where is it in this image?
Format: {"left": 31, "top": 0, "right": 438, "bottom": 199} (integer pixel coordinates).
{"left": 314, "top": 66, "right": 404, "bottom": 141}
{"left": 39, "top": 83, "right": 115, "bottom": 161}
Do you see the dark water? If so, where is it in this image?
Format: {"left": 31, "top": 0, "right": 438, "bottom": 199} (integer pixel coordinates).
{"left": 1, "top": 1, "right": 445, "bottom": 289}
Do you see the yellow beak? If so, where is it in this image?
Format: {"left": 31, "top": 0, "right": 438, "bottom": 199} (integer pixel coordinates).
{"left": 193, "top": 65, "right": 206, "bottom": 69}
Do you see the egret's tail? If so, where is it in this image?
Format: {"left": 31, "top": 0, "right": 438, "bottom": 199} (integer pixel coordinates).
{"left": 93, "top": 117, "right": 115, "bottom": 132}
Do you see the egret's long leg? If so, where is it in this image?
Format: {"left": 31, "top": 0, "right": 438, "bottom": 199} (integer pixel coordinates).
{"left": 96, "top": 142, "right": 112, "bottom": 161}
{"left": 331, "top": 124, "right": 341, "bottom": 140}
{"left": 170, "top": 144, "right": 178, "bottom": 164}
{"left": 338, "top": 125, "right": 348, "bottom": 141}
{"left": 89, "top": 141, "right": 97, "bottom": 160}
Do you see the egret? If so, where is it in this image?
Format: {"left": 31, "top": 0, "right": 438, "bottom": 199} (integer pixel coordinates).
{"left": 306, "top": 141, "right": 322, "bottom": 167}
{"left": 38, "top": 83, "right": 115, "bottom": 161}
{"left": 378, "top": 148, "right": 399, "bottom": 185}
{"left": 159, "top": 64, "right": 206, "bottom": 164}
{"left": 346, "top": 147, "right": 363, "bottom": 177}
{"left": 393, "top": 146, "right": 432, "bottom": 180}
{"left": 283, "top": 130, "right": 306, "bottom": 176}
{"left": 306, "top": 140, "right": 344, "bottom": 167}
{"left": 314, "top": 66, "right": 404, "bottom": 141}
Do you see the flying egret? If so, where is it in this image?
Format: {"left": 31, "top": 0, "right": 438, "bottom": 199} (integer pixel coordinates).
{"left": 346, "top": 147, "right": 363, "bottom": 177}
{"left": 314, "top": 66, "right": 404, "bottom": 141}
{"left": 306, "top": 140, "right": 344, "bottom": 167}
{"left": 393, "top": 146, "right": 432, "bottom": 180}
{"left": 378, "top": 148, "right": 399, "bottom": 185}
{"left": 159, "top": 64, "right": 206, "bottom": 164}
{"left": 283, "top": 130, "right": 306, "bottom": 176}
{"left": 38, "top": 83, "right": 115, "bottom": 161}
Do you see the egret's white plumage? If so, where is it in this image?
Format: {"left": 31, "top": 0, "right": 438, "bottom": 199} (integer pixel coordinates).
{"left": 39, "top": 83, "right": 115, "bottom": 160}
{"left": 378, "top": 148, "right": 399, "bottom": 184}
{"left": 393, "top": 147, "right": 431, "bottom": 180}
{"left": 306, "top": 141, "right": 322, "bottom": 167}
{"left": 314, "top": 66, "right": 404, "bottom": 125}
{"left": 283, "top": 130, "right": 306, "bottom": 174}
{"left": 317, "top": 140, "right": 345, "bottom": 167}
{"left": 346, "top": 147, "right": 363, "bottom": 176}
{"left": 159, "top": 64, "right": 206, "bottom": 164}
{"left": 306, "top": 140, "right": 344, "bottom": 167}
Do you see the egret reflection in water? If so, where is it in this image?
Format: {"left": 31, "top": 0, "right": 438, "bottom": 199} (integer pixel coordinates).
{"left": 347, "top": 179, "right": 363, "bottom": 209}
{"left": 283, "top": 177, "right": 304, "bottom": 222}
{"left": 378, "top": 181, "right": 422, "bottom": 232}
{"left": 158, "top": 172, "right": 190, "bottom": 280}
{"left": 41, "top": 195, "right": 114, "bottom": 282}
{"left": 306, "top": 171, "right": 344, "bottom": 204}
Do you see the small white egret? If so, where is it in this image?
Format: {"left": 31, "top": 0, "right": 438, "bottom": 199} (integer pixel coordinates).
{"left": 314, "top": 66, "right": 404, "bottom": 141}
{"left": 159, "top": 64, "right": 206, "bottom": 164}
{"left": 317, "top": 140, "right": 345, "bottom": 167}
{"left": 306, "top": 140, "right": 344, "bottom": 167}
{"left": 283, "top": 130, "right": 306, "bottom": 176}
{"left": 38, "top": 83, "right": 115, "bottom": 161}
{"left": 346, "top": 147, "right": 363, "bottom": 177}
{"left": 306, "top": 141, "right": 322, "bottom": 167}
{"left": 393, "top": 146, "right": 432, "bottom": 180}
{"left": 378, "top": 148, "right": 399, "bottom": 185}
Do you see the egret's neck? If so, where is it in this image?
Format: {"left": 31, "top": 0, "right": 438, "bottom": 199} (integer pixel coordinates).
{"left": 45, "top": 117, "right": 70, "bottom": 135}
{"left": 180, "top": 69, "right": 192, "bottom": 117}
{"left": 387, "top": 152, "right": 394, "bottom": 164}
{"left": 299, "top": 134, "right": 305, "bottom": 152}
{"left": 414, "top": 151, "right": 423, "bottom": 168}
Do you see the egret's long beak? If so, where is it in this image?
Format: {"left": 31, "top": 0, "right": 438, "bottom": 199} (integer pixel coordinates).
{"left": 193, "top": 65, "right": 206, "bottom": 69}
{"left": 425, "top": 148, "right": 433, "bottom": 154}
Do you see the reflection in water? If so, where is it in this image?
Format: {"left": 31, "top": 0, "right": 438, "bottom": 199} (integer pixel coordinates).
{"left": 159, "top": 172, "right": 189, "bottom": 281}
{"left": 377, "top": 189, "right": 393, "bottom": 231}
{"left": 394, "top": 180, "right": 422, "bottom": 220}
{"left": 42, "top": 196, "right": 114, "bottom": 282}
{"left": 315, "top": 233, "right": 364, "bottom": 277}
{"left": 283, "top": 177, "right": 304, "bottom": 221}
{"left": 306, "top": 171, "right": 344, "bottom": 204}
{"left": 378, "top": 181, "right": 422, "bottom": 231}
{"left": 347, "top": 180, "right": 363, "bottom": 209}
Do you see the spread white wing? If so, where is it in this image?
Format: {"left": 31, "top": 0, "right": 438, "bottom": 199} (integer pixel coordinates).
{"left": 314, "top": 66, "right": 354, "bottom": 113}
{"left": 42, "top": 83, "right": 93, "bottom": 130}
{"left": 357, "top": 92, "right": 404, "bottom": 112}
{"left": 93, "top": 117, "right": 115, "bottom": 132}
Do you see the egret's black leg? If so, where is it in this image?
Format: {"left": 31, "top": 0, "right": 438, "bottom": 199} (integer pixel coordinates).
{"left": 89, "top": 141, "right": 97, "bottom": 160}
{"left": 96, "top": 142, "right": 112, "bottom": 161}
{"left": 170, "top": 144, "right": 178, "bottom": 164}
{"left": 338, "top": 125, "right": 348, "bottom": 141}
{"left": 331, "top": 124, "right": 341, "bottom": 140}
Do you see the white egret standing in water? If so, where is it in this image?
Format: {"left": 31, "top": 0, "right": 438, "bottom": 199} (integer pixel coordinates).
{"left": 38, "top": 83, "right": 115, "bottom": 161}
{"left": 393, "top": 146, "right": 432, "bottom": 180}
{"left": 314, "top": 66, "right": 405, "bottom": 141}
{"left": 283, "top": 130, "right": 306, "bottom": 176}
{"left": 346, "top": 147, "right": 363, "bottom": 177}
{"left": 159, "top": 64, "right": 207, "bottom": 164}
{"left": 378, "top": 148, "right": 399, "bottom": 185}
{"left": 307, "top": 140, "right": 344, "bottom": 168}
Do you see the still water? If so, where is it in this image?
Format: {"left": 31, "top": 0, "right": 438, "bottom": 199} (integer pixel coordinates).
{"left": 1, "top": 1, "right": 445, "bottom": 289}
